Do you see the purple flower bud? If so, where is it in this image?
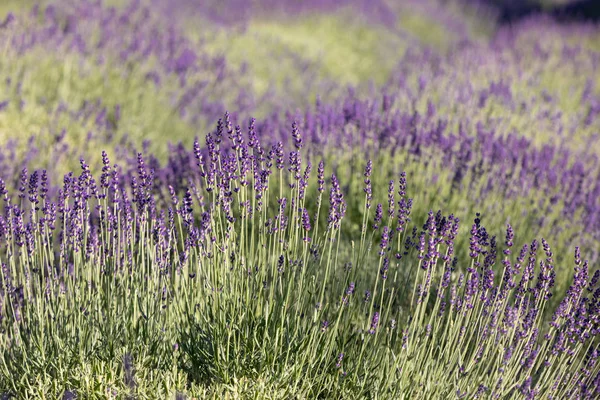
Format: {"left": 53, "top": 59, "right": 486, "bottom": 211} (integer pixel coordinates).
{"left": 274, "top": 142, "right": 284, "bottom": 170}
{"left": 288, "top": 151, "right": 301, "bottom": 185}
{"left": 248, "top": 118, "right": 258, "bottom": 148}
{"left": 278, "top": 255, "right": 284, "bottom": 274}
{"left": 373, "top": 204, "right": 383, "bottom": 230}
{"left": 291, "top": 120, "right": 303, "bottom": 150}
{"left": 174, "top": 48, "right": 197, "bottom": 74}
{"left": 302, "top": 208, "right": 311, "bottom": 242}
{"left": 418, "top": 233, "right": 426, "bottom": 261}
{"left": 504, "top": 224, "right": 514, "bottom": 255}
{"left": 398, "top": 171, "right": 407, "bottom": 198}
{"left": 387, "top": 180, "right": 395, "bottom": 217}
{"left": 18, "top": 168, "right": 27, "bottom": 200}
{"left": 327, "top": 174, "right": 345, "bottom": 230}
{"left": 363, "top": 160, "right": 373, "bottom": 208}
{"left": 0, "top": 178, "right": 8, "bottom": 202}
{"left": 346, "top": 282, "right": 355, "bottom": 295}
{"left": 299, "top": 162, "right": 311, "bottom": 199}
{"left": 183, "top": 189, "right": 193, "bottom": 215}
{"left": 379, "top": 226, "right": 390, "bottom": 256}
{"left": 62, "top": 390, "right": 76, "bottom": 400}
{"left": 380, "top": 257, "right": 389, "bottom": 279}
{"left": 0, "top": 12, "right": 15, "bottom": 29}
{"left": 33, "top": 170, "right": 45, "bottom": 202}
{"left": 317, "top": 160, "right": 325, "bottom": 193}
{"left": 28, "top": 170, "right": 39, "bottom": 206}
{"left": 369, "top": 312, "right": 380, "bottom": 334}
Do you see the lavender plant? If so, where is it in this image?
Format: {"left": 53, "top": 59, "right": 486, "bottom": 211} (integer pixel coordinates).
{"left": 0, "top": 117, "right": 597, "bottom": 398}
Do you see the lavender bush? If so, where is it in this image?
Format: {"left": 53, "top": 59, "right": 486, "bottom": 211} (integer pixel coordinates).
{"left": 0, "top": 118, "right": 598, "bottom": 398}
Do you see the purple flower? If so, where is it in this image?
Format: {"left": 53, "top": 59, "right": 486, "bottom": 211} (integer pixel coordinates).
{"left": 0, "top": 12, "right": 14, "bottom": 28}
{"left": 369, "top": 312, "right": 379, "bottom": 334}
{"left": 342, "top": 282, "right": 355, "bottom": 306}
{"left": 273, "top": 142, "right": 284, "bottom": 170}
{"left": 363, "top": 160, "right": 373, "bottom": 208}
{"left": 373, "top": 204, "right": 383, "bottom": 230}
{"left": 28, "top": 170, "right": 39, "bottom": 206}
{"left": 18, "top": 168, "right": 28, "bottom": 200}
{"left": 387, "top": 180, "right": 395, "bottom": 217}
{"left": 379, "top": 226, "right": 390, "bottom": 256}
{"left": 327, "top": 174, "right": 345, "bottom": 230}
{"left": 302, "top": 208, "right": 311, "bottom": 242}
{"left": 247, "top": 118, "right": 258, "bottom": 148}
{"left": 288, "top": 151, "right": 301, "bottom": 187}
{"left": 291, "top": 120, "right": 303, "bottom": 150}
{"left": 0, "top": 178, "right": 8, "bottom": 202}
{"left": 317, "top": 160, "right": 325, "bottom": 193}
{"left": 398, "top": 171, "right": 407, "bottom": 198}
{"left": 380, "top": 257, "right": 389, "bottom": 279}
{"left": 62, "top": 390, "right": 77, "bottom": 400}
{"left": 299, "top": 162, "right": 311, "bottom": 199}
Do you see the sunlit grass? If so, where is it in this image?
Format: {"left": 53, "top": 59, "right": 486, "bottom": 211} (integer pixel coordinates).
{"left": 0, "top": 0, "right": 39, "bottom": 18}
{"left": 397, "top": 11, "right": 455, "bottom": 50}
{"left": 0, "top": 49, "right": 196, "bottom": 172}
{"left": 203, "top": 12, "right": 407, "bottom": 102}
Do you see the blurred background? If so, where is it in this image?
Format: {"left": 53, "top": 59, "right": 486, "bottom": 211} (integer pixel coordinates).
{"left": 1, "top": 0, "right": 598, "bottom": 157}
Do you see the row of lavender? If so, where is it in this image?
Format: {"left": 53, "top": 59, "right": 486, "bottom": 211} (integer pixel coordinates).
{"left": 0, "top": 0, "right": 251, "bottom": 121}
{"left": 1, "top": 117, "right": 599, "bottom": 397}
{"left": 1, "top": 1, "right": 597, "bottom": 146}
{"left": 2, "top": 92, "right": 598, "bottom": 279}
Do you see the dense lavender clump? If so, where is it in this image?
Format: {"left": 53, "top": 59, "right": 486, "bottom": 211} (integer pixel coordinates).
{"left": 0, "top": 116, "right": 597, "bottom": 398}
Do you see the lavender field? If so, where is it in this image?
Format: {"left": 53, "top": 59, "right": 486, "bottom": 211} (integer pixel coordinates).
{"left": 0, "top": 0, "right": 599, "bottom": 398}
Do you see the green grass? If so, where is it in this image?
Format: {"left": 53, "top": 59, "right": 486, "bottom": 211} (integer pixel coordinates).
{"left": 397, "top": 11, "right": 456, "bottom": 50}
{"left": 201, "top": 11, "right": 408, "bottom": 111}
{"left": 0, "top": 0, "right": 39, "bottom": 18}
{"left": 0, "top": 49, "right": 196, "bottom": 171}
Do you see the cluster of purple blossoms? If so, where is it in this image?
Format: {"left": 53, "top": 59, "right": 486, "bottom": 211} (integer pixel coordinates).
{"left": 0, "top": 112, "right": 596, "bottom": 397}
